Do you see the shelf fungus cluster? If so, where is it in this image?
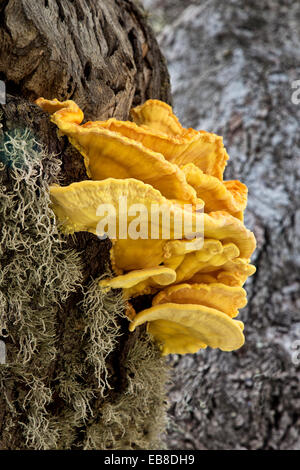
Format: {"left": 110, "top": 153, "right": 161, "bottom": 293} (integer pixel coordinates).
{"left": 36, "top": 97, "right": 256, "bottom": 356}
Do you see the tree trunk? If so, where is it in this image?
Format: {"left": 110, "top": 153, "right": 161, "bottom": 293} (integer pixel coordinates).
{"left": 144, "top": 0, "right": 300, "bottom": 450}
{"left": 0, "top": 0, "right": 171, "bottom": 450}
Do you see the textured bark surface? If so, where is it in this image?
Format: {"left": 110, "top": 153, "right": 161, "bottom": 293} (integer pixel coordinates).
{"left": 0, "top": 0, "right": 171, "bottom": 119}
{"left": 0, "top": 0, "right": 171, "bottom": 449}
{"left": 142, "top": 0, "right": 300, "bottom": 450}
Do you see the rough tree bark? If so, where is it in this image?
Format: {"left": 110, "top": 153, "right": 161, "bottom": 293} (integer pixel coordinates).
{"left": 143, "top": 0, "right": 300, "bottom": 450}
{"left": 0, "top": 0, "right": 171, "bottom": 449}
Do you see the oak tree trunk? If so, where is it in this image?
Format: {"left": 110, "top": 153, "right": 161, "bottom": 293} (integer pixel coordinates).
{"left": 0, "top": 0, "right": 171, "bottom": 450}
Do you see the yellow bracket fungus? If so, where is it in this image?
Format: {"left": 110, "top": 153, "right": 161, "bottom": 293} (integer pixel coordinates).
{"left": 36, "top": 96, "right": 256, "bottom": 356}
{"left": 189, "top": 258, "right": 256, "bottom": 287}
{"left": 130, "top": 98, "right": 185, "bottom": 136}
{"left": 128, "top": 303, "right": 245, "bottom": 355}
{"left": 181, "top": 162, "right": 247, "bottom": 220}
{"left": 203, "top": 211, "right": 255, "bottom": 259}
{"left": 152, "top": 283, "right": 247, "bottom": 318}
{"left": 174, "top": 241, "right": 240, "bottom": 284}
{"left": 36, "top": 97, "right": 197, "bottom": 205}
{"left": 49, "top": 178, "right": 203, "bottom": 272}
{"left": 130, "top": 99, "right": 229, "bottom": 180}
{"left": 99, "top": 266, "right": 177, "bottom": 299}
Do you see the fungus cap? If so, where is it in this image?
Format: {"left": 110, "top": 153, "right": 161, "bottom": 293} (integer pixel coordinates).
{"left": 152, "top": 282, "right": 247, "bottom": 318}
{"left": 190, "top": 258, "right": 256, "bottom": 287}
{"left": 36, "top": 97, "right": 197, "bottom": 204}
{"left": 130, "top": 99, "right": 185, "bottom": 136}
{"left": 49, "top": 178, "right": 204, "bottom": 272}
{"left": 99, "top": 266, "right": 177, "bottom": 298}
{"left": 203, "top": 211, "right": 256, "bottom": 259}
{"left": 130, "top": 99, "right": 229, "bottom": 179}
{"left": 49, "top": 178, "right": 198, "bottom": 236}
{"left": 182, "top": 162, "right": 247, "bottom": 220}
{"left": 174, "top": 241, "right": 240, "bottom": 284}
{"left": 147, "top": 319, "right": 208, "bottom": 355}
{"left": 129, "top": 303, "right": 245, "bottom": 354}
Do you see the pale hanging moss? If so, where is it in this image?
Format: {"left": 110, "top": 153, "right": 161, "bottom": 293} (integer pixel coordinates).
{"left": 83, "top": 331, "right": 170, "bottom": 450}
{"left": 81, "top": 278, "right": 127, "bottom": 395}
{"left": 0, "top": 128, "right": 83, "bottom": 449}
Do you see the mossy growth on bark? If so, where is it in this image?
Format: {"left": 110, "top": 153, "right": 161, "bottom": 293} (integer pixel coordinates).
{"left": 0, "top": 127, "right": 170, "bottom": 449}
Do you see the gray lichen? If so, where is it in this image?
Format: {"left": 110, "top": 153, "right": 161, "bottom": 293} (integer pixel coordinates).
{"left": 84, "top": 331, "right": 170, "bottom": 450}
{"left": 0, "top": 128, "right": 83, "bottom": 448}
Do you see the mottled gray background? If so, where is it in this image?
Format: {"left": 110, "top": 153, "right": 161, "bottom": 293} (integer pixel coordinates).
{"left": 141, "top": 0, "right": 300, "bottom": 450}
